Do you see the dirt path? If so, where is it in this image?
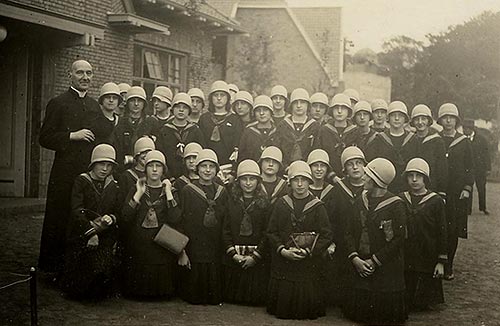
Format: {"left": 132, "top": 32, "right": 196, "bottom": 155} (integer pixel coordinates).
{"left": 1, "top": 183, "right": 499, "bottom": 325}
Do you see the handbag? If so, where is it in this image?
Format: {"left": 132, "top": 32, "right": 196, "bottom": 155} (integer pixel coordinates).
{"left": 288, "top": 232, "right": 320, "bottom": 252}
{"left": 153, "top": 224, "right": 189, "bottom": 255}
{"left": 234, "top": 245, "right": 258, "bottom": 256}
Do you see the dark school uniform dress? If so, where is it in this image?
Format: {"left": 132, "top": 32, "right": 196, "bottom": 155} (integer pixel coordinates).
{"left": 275, "top": 116, "right": 319, "bottom": 166}
{"left": 329, "top": 179, "right": 364, "bottom": 305}
{"left": 39, "top": 88, "right": 100, "bottom": 272}
{"left": 261, "top": 177, "right": 288, "bottom": 206}
{"left": 178, "top": 181, "right": 227, "bottom": 305}
{"left": 156, "top": 118, "right": 205, "bottom": 178}
{"left": 343, "top": 191, "right": 407, "bottom": 325}
{"left": 315, "top": 123, "right": 360, "bottom": 177}
{"left": 356, "top": 127, "right": 378, "bottom": 152}
{"left": 60, "top": 173, "right": 120, "bottom": 298}
{"left": 365, "top": 130, "right": 418, "bottom": 193}
{"left": 121, "top": 185, "right": 181, "bottom": 297}
{"left": 116, "top": 168, "right": 145, "bottom": 256}
{"left": 238, "top": 121, "right": 278, "bottom": 163}
{"left": 117, "top": 168, "right": 145, "bottom": 202}
{"left": 309, "top": 184, "right": 340, "bottom": 306}
{"left": 400, "top": 191, "right": 448, "bottom": 309}
{"left": 272, "top": 114, "right": 287, "bottom": 127}
{"left": 111, "top": 115, "right": 157, "bottom": 172}
{"left": 91, "top": 111, "right": 119, "bottom": 145}
{"left": 199, "top": 112, "right": 243, "bottom": 165}
{"left": 266, "top": 194, "right": 333, "bottom": 320}
{"left": 173, "top": 174, "right": 199, "bottom": 193}
{"left": 440, "top": 132, "right": 474, "bottom": 272}
{"left": 415, "top": 130, "right": 448, "bottom": 195}
{"left": 222, "top": 191, "right": 271, "bottom": 305}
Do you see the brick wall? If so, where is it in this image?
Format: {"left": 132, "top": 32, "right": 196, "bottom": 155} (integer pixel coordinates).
{"left": 35, "top": 0, "right": 221, "bottom": 197}
{"left": 11, "top": 0, "right": 110, "bottom": 25}
{"left": 226, "top": 8, "right": 337, "bottom": 96}
{"left": 35, "top": 0, "right": 130, "bottom": 197}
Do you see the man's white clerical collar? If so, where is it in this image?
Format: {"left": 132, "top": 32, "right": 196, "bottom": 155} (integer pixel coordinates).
{"left": 70, "top": 86, "right": 87, "bottom": 98}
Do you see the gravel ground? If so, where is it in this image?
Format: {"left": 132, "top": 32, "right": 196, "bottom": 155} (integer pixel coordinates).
{"left": 1, "top": 183, "right": 499, "bottom": 326}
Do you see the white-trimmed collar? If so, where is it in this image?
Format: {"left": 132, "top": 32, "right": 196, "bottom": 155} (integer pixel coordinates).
{"left": 70, "top": 86, "right": 87, "bottom": 98}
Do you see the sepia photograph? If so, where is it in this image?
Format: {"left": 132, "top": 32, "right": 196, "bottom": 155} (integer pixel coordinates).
{"left": 0, "top": 0, "right": 499, "bottom": 325}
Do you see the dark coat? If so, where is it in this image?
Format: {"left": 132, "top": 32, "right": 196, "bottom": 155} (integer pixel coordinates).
{"left": 315, "top": 123, "right": 361, "bottom": 176}
{"left": 110, "top": 115, "right": 158, "bottom": 171}
{"left": 440, "top": 132, "right": 474, "bottom": 238}
{"left": 156, "top": 118, "right": 205, "bottom": 178}
{"left": 470, "top": 132, "right": 491, "bottom": 176}
{"left": 400, "top": 191, "right": 448, "bottom": 273}
{"left": 415, "top": 131, "right": 448, "bottom": 195}
{"left": 179, "top": 181, "right": 228, "bottom": 263}
{"left": 440, "top": 132, "right": 474, "bottom": 196}
{"left": 275, "top": 116, "right": 319, "bottom": 166}
{"left": 365, "top": 130, "right": 418, "bottom": 193}
{"left": 198, "top": 112, "right": 243, "bottom": 164}
{"left": 238, "top": 121, "right": 278, "bottom": 163}
{"left": 344, "top": 191, "right": 407, "bottom": 292}
{"left": 38, "top": 88, "right": 100, "bottom": 271}
{"left": 267, "top": 194, "right": 332, "bottom": 282}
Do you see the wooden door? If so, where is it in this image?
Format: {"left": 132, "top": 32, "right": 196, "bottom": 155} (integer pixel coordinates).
{"left": 0, "top": 41, "right": 28, "bottom": 197}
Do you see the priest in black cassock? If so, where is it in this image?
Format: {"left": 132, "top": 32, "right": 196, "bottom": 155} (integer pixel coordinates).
{"left": 38, "top": 60, "right": 100, "bottom": 274}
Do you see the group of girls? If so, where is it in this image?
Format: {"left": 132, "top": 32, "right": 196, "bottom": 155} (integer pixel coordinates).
{"left": 59, "top": 79, "right": 473, "bottom": 324}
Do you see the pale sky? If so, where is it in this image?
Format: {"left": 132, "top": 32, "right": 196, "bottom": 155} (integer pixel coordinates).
{"left": 287, "top": 0, "right": 500, "bottom": 52}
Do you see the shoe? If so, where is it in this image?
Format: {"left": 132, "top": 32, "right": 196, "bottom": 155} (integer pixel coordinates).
{"left": 481, "top": 210, "right": 490, "bottom": 215}
{"left": 444, "top": 273, "right": 455, "bottom": 281}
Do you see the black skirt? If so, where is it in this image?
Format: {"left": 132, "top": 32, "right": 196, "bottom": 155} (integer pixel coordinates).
{"left": 223, "top": 262, "right": 269, "bottom": 306}
{"left": 60, "top": 243, "right": 118, "bottom": 298}
{"left": 121, "top": 259, "right": 176, "bottom": 298}
{"left": 320, "top": 256, "right": 351, "bottom": 307}
{"left": 179, "top": 262, "right": 222, "bottom": 305}
{"left": 405, "top": 271, "right": 444, "bottom": 310}
{"left": 342, "top": 288, "right": 408, "bottom": 325}
{"left": 266, "top": 276, "right": 325, "bottom": 320}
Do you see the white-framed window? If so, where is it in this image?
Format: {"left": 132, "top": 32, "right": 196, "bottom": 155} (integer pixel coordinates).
{"left": 133, "top": 44, "right": 187, "bottom": 96}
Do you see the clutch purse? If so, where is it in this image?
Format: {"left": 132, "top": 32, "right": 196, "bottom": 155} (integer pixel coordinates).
{"left": 234, "top": 245, "right": 258, "bottom": 256}
{"left": 90, "top": 215, "right": 112, "bottom": 234}
{"left": 153, "top": 224, "right": 189, "bottom": 255}
{"left": 288, "top": 232, "right": 319, "bottom": 252}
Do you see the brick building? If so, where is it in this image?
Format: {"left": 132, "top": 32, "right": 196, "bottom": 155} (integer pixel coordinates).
{"left": 0, "top": 0, "right": 244, "bottom": 197}
{"left": 223, "top": 0, "right": 343, "bottom": 96}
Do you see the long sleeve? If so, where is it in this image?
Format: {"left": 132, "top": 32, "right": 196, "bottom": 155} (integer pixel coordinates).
{"left": 372, "top": 202, "right": 406, "bottom": 266}
{"left": 435, "top": 198, "right": 448, "bottom": 264}
{"left": 266, "top": 203, "right": 285, "bottom": 254}
{"left": 222, "top": 206, "right": 235, "bottom": 255}
{"left": 434, "top": 139, "right": 449, "bottom": 195}
{"left": 463, "top": 139, "right": 475, "bottom": 191}
{"left": 121, "top": 187, "right": 140, "bottom": 224}
{"left": 69, "top": 176, "right": 93, "bottom": 239}
{"left": 39, "top": 98, "right": 71, "bottom": 152}
{"left": 311, "top": 205, "right": 333, "bottom": 256}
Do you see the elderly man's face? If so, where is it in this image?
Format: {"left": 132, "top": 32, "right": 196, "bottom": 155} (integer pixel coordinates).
{"left": 70, "top": 60, "right": 93, "bottom": 91}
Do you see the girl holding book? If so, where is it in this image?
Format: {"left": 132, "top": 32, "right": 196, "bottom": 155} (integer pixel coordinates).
{"left": 121, "top": 150, "right": 180, "bottom": 298}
